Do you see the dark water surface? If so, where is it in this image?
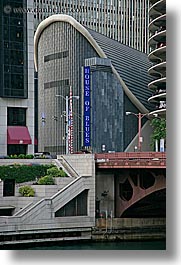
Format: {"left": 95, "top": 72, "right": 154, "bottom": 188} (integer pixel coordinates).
{"left": 18, "top": 240, "right": 166, "bottom": 250}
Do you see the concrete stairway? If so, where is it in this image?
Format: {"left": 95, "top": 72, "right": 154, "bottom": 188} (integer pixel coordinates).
{"left": 0, "top": 154, "right": 95, "bottom": 233}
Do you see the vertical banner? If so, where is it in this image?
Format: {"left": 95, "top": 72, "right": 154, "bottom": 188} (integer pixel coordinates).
{"left": 68, "top": 86, "right": 73, "bottom": 153}
{"left": 84, "top": 66, "right": 91, "bottom": 147}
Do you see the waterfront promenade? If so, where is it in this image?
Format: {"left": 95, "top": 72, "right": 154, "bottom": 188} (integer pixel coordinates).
{"left": 0, "top": 152, "right": 166, "bottom": 247}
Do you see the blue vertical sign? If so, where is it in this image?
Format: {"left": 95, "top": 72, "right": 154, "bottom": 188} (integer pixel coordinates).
{"left": 84, "top": 66, "right": 91, "bottom": 147}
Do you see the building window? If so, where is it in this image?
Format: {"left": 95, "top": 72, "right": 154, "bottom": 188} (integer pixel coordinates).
{"left": 44, "top": 79, "right": 69, "bottom": 89}
{"left": 7, "top": 144, "right": 27, "bottom": 156}
{"left": 44, "top": 50, "right": 69, "bottom": 62}
{"left": 7, "top": 107, "right": 26, "bottom": 126}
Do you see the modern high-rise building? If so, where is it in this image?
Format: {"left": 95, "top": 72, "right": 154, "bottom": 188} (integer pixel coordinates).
{"left": 34, "top": 14, "right": 154, "bottom": 155}
{"left": 0, "top": 0, "right": 34, "bottom": 156}
{"left": 148, "top": 0, "right": 166, "bottom": 117}
{"left": 34, "top": 0, "right": 150, "bottom": 53}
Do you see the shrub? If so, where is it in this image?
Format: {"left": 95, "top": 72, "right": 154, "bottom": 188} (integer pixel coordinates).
{"left": 18, "top": 154, "right": 25, "bottom": 159}
{"left": 47, "top": 167, "right": 67, "bottom": 177}
{"left": 0, "top": 164, "right": 55, "bottom": 183}
{"left": 19, "top": 186, "right": 35, "bottom": 197}
{"left": 37, "top": 175, "right": 54, "bottom": 185}
{"left": 10, "top": 154, "right": 18, "bottom": 159}
{"left": 59, "top": 170, "right": 67, "bottom": 177}
{"left": 5, "top": 154, "right": 34, "bottom": 159}
{"left": 25, "top": 154, "right": 34, "bottom": 159}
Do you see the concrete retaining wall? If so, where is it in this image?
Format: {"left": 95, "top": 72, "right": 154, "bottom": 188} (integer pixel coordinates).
{"left": 0, "top": 178, "right": 75, "bottom": 214}
{"left": 59, "top": 154, "right": 95, "bottom": 177}
{"left": 93, "top": 218, "right": 166, "bottom": 241}
{"left": 96, "top": 217, "right": 166, "bottom": 229}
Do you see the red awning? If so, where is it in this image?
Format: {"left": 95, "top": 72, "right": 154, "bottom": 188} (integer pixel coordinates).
{"left": 7, "top": 126, "right": 32, "bottom": 145}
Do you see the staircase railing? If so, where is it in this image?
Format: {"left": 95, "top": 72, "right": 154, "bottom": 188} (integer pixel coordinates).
{"left": 58, "top": 156, "right": 79, "bottom": 178}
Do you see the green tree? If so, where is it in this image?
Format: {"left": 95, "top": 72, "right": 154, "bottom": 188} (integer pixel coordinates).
{"left": 150, "top": 117, "right": 166, "bottom": 150}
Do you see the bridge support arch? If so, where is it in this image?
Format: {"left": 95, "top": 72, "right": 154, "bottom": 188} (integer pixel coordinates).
{"left": 115, "top": 169, "right": 166, "bottom": 217}
{"left": 95, "top": 168, "right": 166, "bottom": 218}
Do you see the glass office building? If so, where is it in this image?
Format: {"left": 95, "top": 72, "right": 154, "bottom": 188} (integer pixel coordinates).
{"left": 34, "top": 15, "right": 154, "bottom": 155}
{"left": 0, "top": 0, "right": 34, "bottom": 156}
{"left": 34, "top": 0, "right": 150, "bottom": 53}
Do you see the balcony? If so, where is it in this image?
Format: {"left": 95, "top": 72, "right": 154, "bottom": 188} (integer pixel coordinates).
{"left": 149, "top": 108, "right": 166, "bottom": 117}
{"left": 148, "top": 61, "right": 166, "bottom": 77}
{"left": 149, "top": 14, "right": 166, "bottom": 33}
{"left": 148, "top": 0, "right": 166, "bottom": 118}
{"left": 149, "top": 0, "right": 166, "bottom": 19}
{"left": 148, "top": 93, "right": 166, "bottom": 103}
{"left": 148, "top": 77, "right": 166, "bottom": 90}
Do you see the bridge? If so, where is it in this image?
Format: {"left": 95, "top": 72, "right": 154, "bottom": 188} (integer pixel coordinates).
{"left": 95, "top": 152, "right": 166, "bottom": 218}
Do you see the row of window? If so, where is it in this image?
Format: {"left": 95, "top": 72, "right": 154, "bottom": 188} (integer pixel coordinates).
{"left": 4, "top": 65, "right": 24, "bottom": 74}
{"left": 2, "top": 16, "right": 24, "bottom": 26}
{"left": 35, "top": 2, "right": 146, "bottom": 13}
{"left": 44, "top": 50, "right": 68, "bottom": 62}
{"left": 4, "top": 41, "right": 24, "bottom": 51}
{"left": 3, "top": 26, "right": 24, "bottom": 42}
{"left": 44, "top": 79, "right": 69, "bottom": 89}
{"left": 4, "top": 73, "right": 24, "bottom": 90}
{"left": 2, "top": 89, "right": 26, "bottom": 97}
{"left": 4, "top": 50, "right": 24, "bottom": 65}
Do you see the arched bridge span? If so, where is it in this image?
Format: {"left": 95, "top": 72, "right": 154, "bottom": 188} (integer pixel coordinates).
{"left": 95, "top": 152, "right": 166, "bottom": 217}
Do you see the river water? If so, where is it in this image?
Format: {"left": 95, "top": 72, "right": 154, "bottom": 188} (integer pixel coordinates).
{"left": 18, "top": 240, "right": 166, "bottom": 250}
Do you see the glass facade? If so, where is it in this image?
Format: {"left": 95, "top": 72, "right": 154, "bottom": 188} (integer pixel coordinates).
{"left": 84, "top": 58, "right": 124, "bottom": 153}
{"left": 0, "top": 0, "right": 28, "bottom": 98}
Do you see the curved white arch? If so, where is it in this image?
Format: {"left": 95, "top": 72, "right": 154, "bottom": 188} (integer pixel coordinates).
{"left": 34, "top": 14, "right": 149, "bottom": 113}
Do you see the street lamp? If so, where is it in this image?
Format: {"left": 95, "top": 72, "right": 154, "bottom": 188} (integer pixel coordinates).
{"left": 56, "top": 94, "right": 79, "bottom": 154}
{"left": 126, "top": 111, "right": 149, "bottom": 152}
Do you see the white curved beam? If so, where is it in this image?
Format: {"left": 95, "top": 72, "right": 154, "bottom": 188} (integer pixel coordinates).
{"left": 34, "top": 14, "right": 149, "bottom": 113}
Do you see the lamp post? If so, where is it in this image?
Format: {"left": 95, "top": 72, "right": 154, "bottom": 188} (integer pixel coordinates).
{"left": 56, "top": 94, "right": 79, "bottom": 154}
{"left": 126, "top": 111, "right": 149, "bottom": 152}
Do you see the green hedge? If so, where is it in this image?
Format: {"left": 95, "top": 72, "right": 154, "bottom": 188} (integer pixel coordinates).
{"left": 8, "top": 154, "right": 34, "bottom": 159}
{"left": 0, "top": 164, "right": 55, "bottom": 183}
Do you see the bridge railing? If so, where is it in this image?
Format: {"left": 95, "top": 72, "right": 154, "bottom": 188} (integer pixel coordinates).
{"left": 95, "top": 152, "right": 166, "bottom": 161}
